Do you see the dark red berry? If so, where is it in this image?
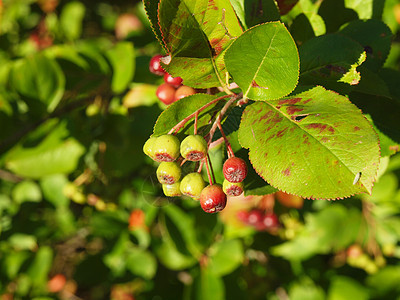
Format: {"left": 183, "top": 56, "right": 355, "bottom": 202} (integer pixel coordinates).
{"left": 156, "top": 83, "right": 176, "bottom": 105}
{"left": 237, "top": 210, "right": 249, "bottom": 223}
{"left": 149, "top": 54, "right": 166, "bottom": 76}
{"left": 223, "top": 157, "right": 248, "bottom": 183}
{"left": 164, "top": 73, "right": 183, "bottom": 88}
{"left": 199, "top": 184, "right": 227, "bottom": 213}
{"left": 175, "top": 85, "right": 196, "bottom": 101}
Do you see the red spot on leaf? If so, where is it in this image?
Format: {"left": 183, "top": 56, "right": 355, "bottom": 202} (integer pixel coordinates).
{"left": 259, "top": 111, "right": 273, "bottom": 120}
{"left": 277, "top": 128, "right": 288, "bottom": 138}
{"left": 303, "top": 98, "right": 312, "bottom": 104}
{"left": 251, "top": 80, "right": 269, "bottom": 89}
{"left": 278, "top": 97, "right": 302, "bottom": 105}
{"left": 282, "top": 168, "right": 291, "bottom": 176}
{"left": 354, "top": 126, "right": 360, "bottom": 131}
{"left": 287, "top": 107, "right": 303, "bottom": 115}
{"left": 306, "top": 123, "right": 335, "bottom": 134}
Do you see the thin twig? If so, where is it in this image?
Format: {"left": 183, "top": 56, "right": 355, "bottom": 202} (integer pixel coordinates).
{"left": 168, "top": 94, "right": 232, "bottom": 135}
{"left": 207, "top": 153, "right": 216, "bottom": 184}
{"left": 216, "top": 121, "right": 234, "bottom": 158}
{"left": 204, "top": 157, "right": 213, "bottom": 185}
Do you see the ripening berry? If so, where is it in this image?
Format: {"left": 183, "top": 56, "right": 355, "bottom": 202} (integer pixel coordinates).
{"left": 162, "top": 181, "right": 182, "bottom": 197}
{"left": 180, "top": 135, "right": 208, "bottom": 161}
{"left": 175, "top": 85, "right": 196, "bottom": 100}
{"left": 223, "top": 157, "right": 248, "bottom": 183}
{"left": 149, "top": 54, "right": 166, "bottom": 76}
{"left": 260, "top": 212, "right": 279, "bottom": 229}
{"left": 153, "top": 134, "right": 180, "bottom": 162}
{"left": 164, "top": 73, "right": 183, "bottom": 88}
{"left": 180, "top": 172, "right": 206, "bottom": 199}
{"left": 156, "top": 83, "right": 176, "bottom": 105}
{"left": 247, "top": 209, "right": 263, "bottom": 227}
{"left": 156, "top": 161, "right": 181, "bottom": 184}
{"left": 143, "top": 136, "right": 157, "bottom": 159}
{"left": 223, "top": 179, "right": 244, "bottom": 196}
{"left": 200, "top": 184, "right": 227, "bottom": 213}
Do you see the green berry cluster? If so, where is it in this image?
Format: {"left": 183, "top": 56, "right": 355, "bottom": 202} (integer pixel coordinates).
{"left": 143, "top": 133, "right": 250, "bottom": 214}
{"left": 143, "top": 134, "right": 207, "bottom": 200}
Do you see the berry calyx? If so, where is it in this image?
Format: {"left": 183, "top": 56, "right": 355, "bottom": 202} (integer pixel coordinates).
{"left": 164, "top": 73, "right": 183, "bottom": 88}
{"left": 156, "top": 162, "right": 181, "bottom": 184}
{"left": 175, "top": 85, "right": 196, "bottom": 101}
{"left": 156, "top": 83, "right": 176, "bottom": 105}
{"left": 223, "top": 157, "right": 248, "bottom": 183}
{"left": 162, "top": 181, "right": 182, "bottom": 197}
{"left": 180, "top": 135, "right": 208, "bottom": 161}
{"left": 223, "top": 179, "right": 244, "bottom": 196}
{"left": 153, "top": 134, "right": 180, "bottom": 162}
{"left": 199, "top": 184, "right": 227, "bottom": 213}
{"left": 149, "top": 54, "right": 166, "bottom": 76}
{"left": 180, "top": 172, "right": 206, "bottom": 199}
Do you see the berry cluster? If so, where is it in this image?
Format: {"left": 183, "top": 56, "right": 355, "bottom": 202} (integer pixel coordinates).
{"left": 237, "top": 209, "right": 279, "bottom": 231}
{"left": 143, "top": 132, "right": 249, "bottom": 213}
{"left": 149, "top": 54, "right": 196, "bottom": 105}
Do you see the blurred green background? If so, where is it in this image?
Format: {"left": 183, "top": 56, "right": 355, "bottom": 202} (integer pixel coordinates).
{"left": 0, "top": 0, "right": 400, "bottom": 299}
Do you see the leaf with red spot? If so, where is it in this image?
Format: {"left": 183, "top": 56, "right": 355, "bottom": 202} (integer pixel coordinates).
{"left": 224, "top": 22, "right": 300, "bottom": 101}
{"left": 238, "top": 86, "right": 380, "bottom": 199}
{"left": 157, "top": 0, "right": 243, "bottom": 88}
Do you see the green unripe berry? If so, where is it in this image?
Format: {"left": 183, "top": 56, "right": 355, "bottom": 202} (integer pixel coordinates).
{"left": 162, "top": 181, "right": 181, "bottom": 197}
{"left": 143, "top": 136, "right": 157, "bottom": 159}
{"left": 180, "top": 135, "right": 208, "bottom": 161}
{"left": 153, "top": 134, "right": 180, "bottom": 162}
{"left": 223, "top": 179, "right": 244, "bottom": 196}
{"left": 156, "top": 162, "right": 181, "bottom": 184}
{"left": 180, "top": 172, "right": 206, "bottom": 199}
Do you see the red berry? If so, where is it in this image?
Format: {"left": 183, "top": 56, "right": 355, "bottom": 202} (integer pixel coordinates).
{"left": 164, "top": 73, "right": 183, "bottom": 88}
{"left": 175, "top": 85, "right": 196, "bottom": 101}
{"left": 149, "top": 54, "right": 166, "bottom": 76}
{"left": 261, "top": 213, "right": 279, "bottom": 229}
{"left": 200, "top": 184, "right": 227, "bottom": 213}
{"left": 237, "top": 210, "right": 250, "bottom": 223}
{"left": 223, "top": 157, "right": 248, "bottom": 183}
{"left": 129, "top": 209, "right": 146, "bottom": 230}
{"left": 247, "top": 209, "right": 263, "bottom": 227}
{"left": 47, "top": 274, "right": 66, "bottom": 293}
{"left": 156, "top": 83, "right": 176, "bottom": 105}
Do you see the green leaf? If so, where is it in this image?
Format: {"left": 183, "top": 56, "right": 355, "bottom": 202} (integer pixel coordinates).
{"left": 39, "top": 174, "right": 70, "bottom": 207}
{"left": 349, "top": 93, "right": 400, "bottom": 157}
{"left": 26, "top": 246, "right": 53, "bottom": 287}
{"left": 289, "top": 278, "right": 325, "bottom": 300}
{"left": 9, "top": 54, "right": 65, "bottom": 112}
{"left": 154, "top": 236, "right": 197, "bottom": 270}
{"left": 8, "top": 234, "right": 37, "bottom": 251}
{"left": 225, "top": 22, "right": 299, "bottom": 101}
{"left": 12, "top": 180, "right": 42, "bottom": 204}
{"left": 158, "top": 0, "right": 243, "bottom": 88}
{"left": 318, "top": 0, "right": 358, "bottom": 33}
{"left": 153, "top": 93, "right": 226, "bottom": 136}
{"left": 272, "top": 205, "right": 361, "bottom": 260}
{"left": 238, "top": 86, "right": 380, "bottom": 199}
{"left": 2, "top": 251, "right": 30, "bottom": 279}
{"left": 60, "top": 1, "right": 86, "bottom": 40}
{"left": 339, "top": 19, "right": 392, "bottom": 72}
{"left": 193, "top": 268, "right": 225, "bottom": 300}
{"left": 328, "top": 276, "right": 369, "bottom": 300}
{"left": 207, "top": 239, "right": 244, "bottom": 276}
{"left": 125, "top": 246, "right": 157, "bottom": 279}
{"left": 5, "top": 121, "right": 85, "bottom": 179}
{"left": 162, "top": 205, "right": 202, "bottom": 257}
{"left": 366, "top": 266, "right": 400, "bottom": 296}
{"left": 106, "top": 41, "right": 135, "bottom": 94}
{"left": 299, "top": 34, "right": 365, "bottom": 90}
{"left": 231, "top": 0, "right": 280, "bottom": 30}
{"left": 143, "top": 0, "right": 164, "bottom": 49}
{"left": 290, "top": 13, "right": 326, "bottom": 46}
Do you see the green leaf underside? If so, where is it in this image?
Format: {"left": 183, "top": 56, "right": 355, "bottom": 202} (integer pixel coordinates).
{"left": 153, "top": 93, "right": 226, "bottom": 136}
{"left": 238, "top": 86, "right": 380, "bottom": 199}
{"left": 158, "top": 0, "right": 243, "bottom": 88}
{"left": 225, "top": 22, "right": 299, "bottom": 101}
{"left": 143, "top": 0, "right": 165, "bottom": 50}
